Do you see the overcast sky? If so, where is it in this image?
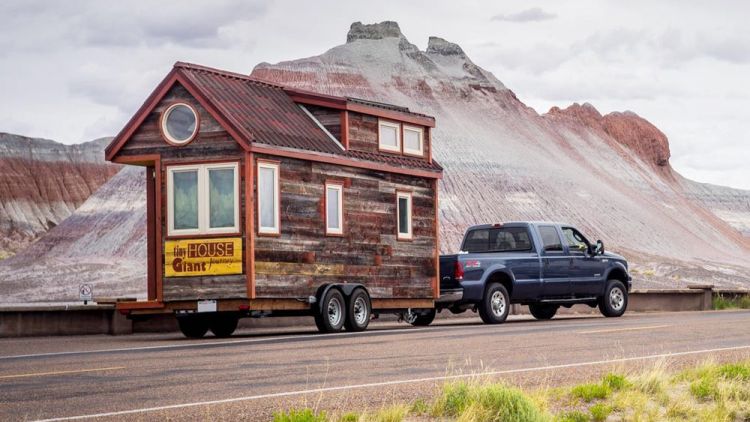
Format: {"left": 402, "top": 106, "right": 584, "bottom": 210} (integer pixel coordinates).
{"left": 1, "top": 0, "right": 748, "bottom": 189}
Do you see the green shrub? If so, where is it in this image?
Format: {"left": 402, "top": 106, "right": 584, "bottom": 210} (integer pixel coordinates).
{"left": 273, "top": 409, "right": 327, "bottom": 422}
{"left": 589, "top": 403, "right": 612, "bottom": 421}
{"left": 368, "top": 405, "right": 407, "bottom": 422}
{"left": 571, "top": 383, "right": 611, "bottom": 402}
{"left": 713, "top": 294, "right": 750, "bottom": 310}
{"left": 473, "top": 384, "right": 547, "bottom": 422}
{"left": 602, "top": 373, "right": 628, "bottom": 391}
{"left": 718, "top": 363, "right": 750, "bottom": 381}
{"left": 435, "top": 382, "right": 471, "bottom": 416}
{"left": 339, "top": 412, "right": 359, "bottom": 422}
{"left": 690, "top": 377, "right": 718, "bottom": 400}
{"left": 410, "top": 399, "right": 428, "bottom": 414}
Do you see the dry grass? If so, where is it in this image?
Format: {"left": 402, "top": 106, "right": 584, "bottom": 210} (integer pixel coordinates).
{"left": 273, "top": 359, "right": 750, "bottom": 422}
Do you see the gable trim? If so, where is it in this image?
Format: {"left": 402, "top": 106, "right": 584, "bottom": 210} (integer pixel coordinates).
{"left": 105, "top": 69, "right": 253, "bottom": 162}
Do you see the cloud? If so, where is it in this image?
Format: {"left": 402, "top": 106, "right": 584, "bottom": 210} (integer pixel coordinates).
{"left": 491, "top": 7, "right": 556, "bottom": 23}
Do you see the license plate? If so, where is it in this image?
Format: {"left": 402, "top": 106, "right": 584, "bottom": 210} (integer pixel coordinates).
{"left": 197, "top": 300, "right": 217, "bottom": 313}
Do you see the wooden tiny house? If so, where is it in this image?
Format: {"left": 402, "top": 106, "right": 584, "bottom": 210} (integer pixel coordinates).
{"left": 106, "top": 62, "right": 443, "bottom": 337}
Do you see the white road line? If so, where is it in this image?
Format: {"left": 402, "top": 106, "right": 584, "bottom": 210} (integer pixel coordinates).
{"left": 33, "top": 343, "right": 750, "bottom": 422}
{"left": 0, "top": 366, "right": 125, "bottom": 380}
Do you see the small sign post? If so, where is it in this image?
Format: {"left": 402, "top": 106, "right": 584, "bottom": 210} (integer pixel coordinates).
{"left": 79, "top": 284, "right": 93, "bottom": 305}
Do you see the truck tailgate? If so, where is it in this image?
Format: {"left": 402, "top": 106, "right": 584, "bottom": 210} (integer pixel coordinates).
{"left": 439, "top": 254, "right": 462, "bottom": 291}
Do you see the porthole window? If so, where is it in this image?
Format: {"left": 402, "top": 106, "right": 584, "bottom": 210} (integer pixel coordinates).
{"left": 161, "top": 103, "right": 198, "bottom": 145}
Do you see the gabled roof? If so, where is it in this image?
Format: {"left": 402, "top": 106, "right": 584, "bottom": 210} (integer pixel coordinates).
{"left": 106, "top": 62, "right": 442, "bottom": 175}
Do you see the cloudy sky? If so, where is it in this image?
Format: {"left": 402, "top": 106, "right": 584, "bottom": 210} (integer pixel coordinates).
{"left": 1, "top": 0, "right": 748, "bottom": 189}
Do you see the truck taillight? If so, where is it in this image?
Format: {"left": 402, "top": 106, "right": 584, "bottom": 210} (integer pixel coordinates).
{"left": 454, "top": 261, "right": 464, "bottom": 281}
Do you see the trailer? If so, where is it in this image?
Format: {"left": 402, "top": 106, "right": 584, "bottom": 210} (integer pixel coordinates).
{"left": 105, "top": 62, "right": 443, "bottom": 337}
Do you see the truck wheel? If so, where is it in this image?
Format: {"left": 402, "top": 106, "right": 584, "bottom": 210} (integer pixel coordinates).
{"left": 209, "top": 313, "right": 239, "bottom": 338}
{"left": 529, "top": 303, "right": 558, "bottom": 320}
{"left": 344, "top": 289, "right": 371, "bottom": 332}
{"left": 177, "top": 315, "right": 209, "bottom": 338}
{"left": 406, "top": 308, "right": 436, "bottom": 326}
{"left": 316, "top": 288, "right": 346, "bottom": 333}
{"left": 599, "top": 280, "right": 628, "bottom": 317}
{"left": 478, "top": 283, "right": 510, "bottom": 324}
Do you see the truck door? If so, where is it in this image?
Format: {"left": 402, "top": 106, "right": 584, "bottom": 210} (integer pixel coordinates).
{"left": 562, "top": 227, "right": 606, "bottom": 296}
{"left": 537, "top": 225, "right": 570, "bottom": 298}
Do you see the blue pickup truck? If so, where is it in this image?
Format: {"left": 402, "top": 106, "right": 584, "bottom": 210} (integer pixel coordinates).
{"left": 412, "top": 222, "right": 632, "bottom": 325}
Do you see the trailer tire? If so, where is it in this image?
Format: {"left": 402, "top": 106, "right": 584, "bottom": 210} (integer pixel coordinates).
{"left": 209, "top": 313, "right": 239, "bottom": 338}
{"left": 316, "top": 288, "right": 346, "bottom": 333}
{"left": 177, "top": 315, "right": 209, "bottom": 338}
{"left": 478, "top": 283, "right": 510, "bottom": 324}
{"left": 344, "top": 288, "right": 371, "bottom": 332}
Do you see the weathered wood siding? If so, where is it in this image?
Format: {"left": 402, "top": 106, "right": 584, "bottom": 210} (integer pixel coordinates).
{"left": 305, "top": 105, "right": 341, "bottom": 141}
{"left": 254, "top": 154, "right": 437, "bottom": 299}
{"left": 116, "top": 83, "right": 249, "bottom": 302}
{"left": 346, "top": 111, "right": 432, "bottom": 160}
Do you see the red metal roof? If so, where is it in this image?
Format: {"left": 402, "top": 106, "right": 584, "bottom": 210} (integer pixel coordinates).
{"left": 107, "top": 62, "right": 442, "bottom": 174}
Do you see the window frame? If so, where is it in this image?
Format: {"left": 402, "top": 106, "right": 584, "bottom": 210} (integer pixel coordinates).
{"left": 396, "top": 191, "right": 413, "bottom": 240}
{"left": 378, "top": 119, "right": 402, "bottom": 153}
{"left": 166, "top": 162, "right": 239, "bottom": 237}
{"left": 402, "top": 124, "right": 424, "bottom": 156}
{"left": 257, "top": 160, "right": 281, "bottom": 235}
{"left": 538, "top": 225, "right": 564, "bottom": 254}
{"left": 562, "top": 226, "right": 591, "bottom": 255}
{"left": 160, "top": 102, "right": 200, "bottom": 146}
{"left": 324, "top": 182, "right": 344, "bottom": 236}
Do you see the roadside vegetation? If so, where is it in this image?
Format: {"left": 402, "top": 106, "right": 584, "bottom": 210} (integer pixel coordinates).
{"left": 713, "top": 294, "right": 750, "bottom": 310}
{"left": 273, "top": 360, "right": 750, "bottom": 421}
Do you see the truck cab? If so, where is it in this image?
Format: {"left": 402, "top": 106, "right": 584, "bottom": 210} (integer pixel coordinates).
{"left": 437, "top": 222, "right": 631, "bottom": 323}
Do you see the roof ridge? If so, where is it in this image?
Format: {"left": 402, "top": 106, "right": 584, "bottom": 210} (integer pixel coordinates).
{"left": 174, "top": 61, "right": 286, "bottom": 89}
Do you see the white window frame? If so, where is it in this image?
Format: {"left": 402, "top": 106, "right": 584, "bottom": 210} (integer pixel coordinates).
{"left": 167, "top": 162, "right": 239, "bottom": 236}
{"left": 257, "top": 161, "right": 280, "bottom": 235}
{"left": 378, "top": 119, "right": 401, "bottom": 153}
{"left": 402, "top": 125, "right": 424, "bottom": 156}
{"left": 325, "top": 182, "right": 344, "bottom": 235}
{"left": 396, "top": 191, "right": 413, "bottom": 240}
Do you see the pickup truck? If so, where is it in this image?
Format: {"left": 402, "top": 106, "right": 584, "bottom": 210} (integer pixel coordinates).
{"left": 429, "top": 222, "right": 631, "bottom": 324}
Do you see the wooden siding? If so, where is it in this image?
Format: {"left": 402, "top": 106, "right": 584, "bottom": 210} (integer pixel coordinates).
{"left": 347, "top": 111, "right": 432, "bottom": 160}
{"left": 163, "top": 275, "right": 247, "bottom": 300}
{"left": 254, "top": 154, "right": 437, "bottom": 299}
{"left": 305, "top": 105, "right": 342, "bottom": 141}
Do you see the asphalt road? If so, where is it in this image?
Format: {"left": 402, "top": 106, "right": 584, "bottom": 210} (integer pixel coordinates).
{"left": 1, "top": 310, "right": 750, "bottom": 421}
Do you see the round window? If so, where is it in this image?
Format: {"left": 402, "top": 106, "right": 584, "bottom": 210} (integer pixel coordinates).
{"left": 161, "top": 103, "right": 198, "bottom": 145}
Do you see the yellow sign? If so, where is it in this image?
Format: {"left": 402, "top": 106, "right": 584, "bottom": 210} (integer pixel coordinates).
{"left": 164, "top": 238, "right": 243, "bottom": 277}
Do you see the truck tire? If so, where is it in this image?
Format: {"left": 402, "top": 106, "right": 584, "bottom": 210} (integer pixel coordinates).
{"left": 407, "top": 308, "right": 436, "bottom": 326}
{"left": 529, "top": 303, "right": 558, "bottom": 320}
{"left": 209, "top": 313, "right": 239, "bottom": 338}
{"left": 177, "top": 315, "right": 209, "bottom": 338}
{"left": 599, "top": 280, "right": 628, "bottom": 317}
{"left": 344, "top": 288, "right": 371, "bottom": 332}
{"left": 478, "top": 283, "right": 510, "bottom": 324}
{"left": 316, "top": 288, "right": 346, "bottom": 333}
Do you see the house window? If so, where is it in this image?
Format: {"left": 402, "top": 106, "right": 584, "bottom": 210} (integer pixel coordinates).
{"left": 403, "top": 125, "right": 424, "bottom": 156}
{"left": 378, "top": 120, "right": 401, "bottom": 152}
{"left": 325, "top": 183, "right": 344, "bottom": 235}
{"left": 397, "top": 191, "right": 412, "bottom": 240}
{"left": 161, "top": 103, "right": 199, "bottom": 145}
{"left": 167, "top": 162, "right": 238, "bottom": 236}
{"left": 257, "top": 161, "right": 280, "bottom": 234}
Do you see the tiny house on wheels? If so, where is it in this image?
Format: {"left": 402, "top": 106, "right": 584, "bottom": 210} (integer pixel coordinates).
{"left": 105, "top": 62, "right": 443, "bottom": 337}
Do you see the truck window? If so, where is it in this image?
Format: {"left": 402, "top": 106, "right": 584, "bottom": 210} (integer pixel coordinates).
{"left": 462, "top": 227, "right": 533, "bottom": 253}
{"left": 562, "top": 227, "right": 590, "bottom": 254}
{"left": 539, "top": 226, "right": 563, "bottom": 252}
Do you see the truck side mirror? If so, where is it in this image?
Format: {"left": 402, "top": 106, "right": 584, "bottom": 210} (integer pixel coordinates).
{"left": 595, "top": 240, "right": 604, "bottom": 255}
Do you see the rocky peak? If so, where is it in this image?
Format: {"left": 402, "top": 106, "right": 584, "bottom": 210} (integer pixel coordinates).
{"left": 426, "top": 36, "right": 466, "bottom": 57}
{"left": 347, "top": 21, "right": 404, "bottom": 43}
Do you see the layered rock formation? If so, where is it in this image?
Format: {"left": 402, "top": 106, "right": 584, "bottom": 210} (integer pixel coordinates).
{"left": 3, "top": 21, "right": 750, "bottom": 302}
{"left": 0, "top": 133, "right": 120, "bottom": 258}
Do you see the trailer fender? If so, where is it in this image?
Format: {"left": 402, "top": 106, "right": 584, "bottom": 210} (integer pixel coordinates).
{"left": 314, "top": 283, "right": 369, "bottom": 314}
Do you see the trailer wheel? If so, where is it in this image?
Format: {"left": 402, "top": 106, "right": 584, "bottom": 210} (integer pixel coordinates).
{"left": 344, "top": 288, "right": 371, "bottom": 332}
{"left": 478, "top": 283, "right": 510, "bottom": 324}
{"left": 177, "top": 315, "right": 209, "bottom": 338}
{"left": 316, "top": 288, "right": 346, "bottom": 333}
{"left": 209, "top": 313, "right": 239, "bottom": 338}
{"left": 529, "top": 303, "right": 558, "bottom": 320}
